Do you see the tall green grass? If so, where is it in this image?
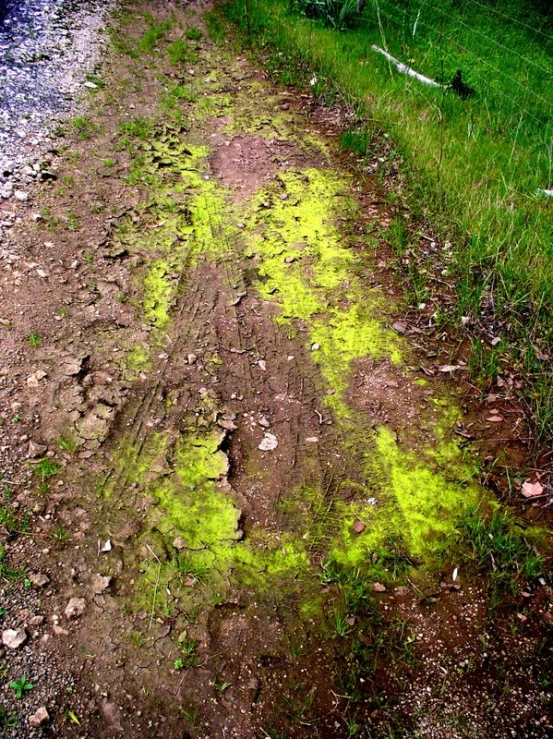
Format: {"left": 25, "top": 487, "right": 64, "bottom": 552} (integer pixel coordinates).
{"left": 218, "top": 0, "right": 553, "bottom": 439}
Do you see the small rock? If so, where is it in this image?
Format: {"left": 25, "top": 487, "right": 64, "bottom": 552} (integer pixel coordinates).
{"left": 14, "top": 190, "right": 29, "bottom": 202}
{"left": 371, "top": 582, "right": 387, "bottom": 593}
{"left": 258, "top": 433, "right": 278, "bottom": 451}
{"left": 29, "top": 572, "right": 50, "bottom": 588}
{"left": 305, "top": 437, "right": 319, "bottom": 443}
{"left": 101, "top": 539, "right": 112, "bottom": 552}
{"left": 65, "top": 597, "right": 86, "bottom": 620}
{"left": 2, "top": 628, "right": 28, "bottom": 649}
{"left": 311, "top": 343, "right": 320, "bottom": 351}
{"left": 172, "top": 536, "right": 187, "bottom": 551}
{"left": 28, "top": 441, "right": 47, "bottom": 458}
{"left": 91, "top": 574, "right": 112, "bottom": 594}
{"left": 392, "top": 321, "right": 407, "bottom": 334}
{"left": 187, "top": 354, "right": 197, "bottom": 365}
{"left": 29, "top": 615, "right": 45, "bottom": 626}
{"left": 352, "top": 519, "right": 365, "bottom": 534}
{"left": 52, "top": 624, "right": 69, "bottom": 637}
{"left": 29, "top": 707, "right": 50, "bottom": 728}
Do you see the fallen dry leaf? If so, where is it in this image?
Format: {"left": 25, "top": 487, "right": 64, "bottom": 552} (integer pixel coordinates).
{"left": 521, "top": 480, "right": 543, "bottom": 498}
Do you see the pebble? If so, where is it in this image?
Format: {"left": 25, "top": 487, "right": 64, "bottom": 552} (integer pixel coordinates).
{"left": 29, "top": 706, "right": 50, "bottom": 728}
{"left": 64, "top": 597, "right": 86, "bottom": 619}
{"left": 2, "top": 627, "right": 28, "bottom": 649}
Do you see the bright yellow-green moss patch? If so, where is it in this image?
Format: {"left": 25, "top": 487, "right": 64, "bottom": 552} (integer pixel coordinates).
{"left": 330, "top": 426, "right": 481, "bottom": 568}
{"left": 243, "top": 168, "right": 402, "bottom": 407}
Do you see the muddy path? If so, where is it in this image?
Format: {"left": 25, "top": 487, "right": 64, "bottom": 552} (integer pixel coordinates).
{"left": 0, "top": 2, "right": 551, "bottom": 737}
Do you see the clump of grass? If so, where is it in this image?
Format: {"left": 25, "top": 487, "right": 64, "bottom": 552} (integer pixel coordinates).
{"left": 139, "top": 20, "right": 172, "bottom": 53}
{"left": 119, "top": 117, "right": 152, "bottom": 140}
{"left": 0, "top": 545, "right": 23, "bottom": 581}
{"left": 167, "top": 38, "right": 197, "bottom": 65}
{"left": 27, "top": 332, "right": 41, "bottom": 348}
{"left": 176, "top": 637, "right": 201, "bottom": 669}
{"left": 454, "top": 504, "right": 546, "bottom": 608}
{"left": 73, "top": 117, "right": 100, "bottom": 141}
{"left": 295, "top": 0, "right": 360, "bottom": 31}
{"left": 31, "top": 457, "right": 61, "bottom": 494}
{"left": 185, "top": 26, "right": 202, "bottom": 40}
{"left": 176, "top": 554, "right": 209, "bottom": 584}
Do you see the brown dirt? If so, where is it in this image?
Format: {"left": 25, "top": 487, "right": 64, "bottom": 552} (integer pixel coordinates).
{"left": 0, "top": 2, "right": 551, "bottom": 738}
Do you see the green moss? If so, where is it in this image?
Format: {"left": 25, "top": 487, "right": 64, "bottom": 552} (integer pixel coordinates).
{"left": 143, "top": 259, "right": 176, "bottom": 328}
{"left": 330, "top": 426, "right": 481, "bottom": 569}
{"left": 125, "top": 343, "right": 151, "bottom": 373}
{"left": 243, "top": 169, "right": 402, "bottom": 409}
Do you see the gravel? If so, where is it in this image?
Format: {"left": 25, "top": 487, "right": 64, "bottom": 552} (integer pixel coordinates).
{"left": 0, "top": 0, "right": 115, "bottom": 190}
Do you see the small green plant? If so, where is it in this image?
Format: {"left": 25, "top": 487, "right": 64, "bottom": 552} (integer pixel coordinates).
{"left": 73, "top": 117, "right": 99, "bottom": 140}
{"left": 139, "top": 20, "right": 172, "bottom": 53}
{"left": 185, "top": 26, "right": 202, "bottom": 40}
{"left": 174, "top": 658, "right": 185, "bottom": 670}
{"left": 41, "top": 205, "right": 51, "bottom": 218}
{"left": 10, "top": 675, "right": 33, "bottom": 699}
{"left": 295, "top": 0, "right": 359, "bottom": 30}
{"left": 455, "top": 504, "right": 546, "bottom": 609}
{"left": 117, "top": 294, "right": 128, "bottom": 304}
{"left": 32, "top": 457, "right": 61, "bottom": 482}
{"left": 119, "top": 117, "right": 152, "bottom": 140}
{"left": 176, "top": 554, "right": 209, "bottom": 583}
{"left": 179, "top": 704, "right": 200, "bottom": 726}
{"left": 0, "top": 707, "right": 17, "bottom": 728}
{"left": 177, "top": 637, "right": 200, "bottom": 668}
{"left": 85, "top": 73, "right": 105, "bottom": 88}
{"left": 0, "top": 545, "right": 21, "bottom": 581}
{"left": 27, "top": 332, "right": 41, "bottom": 348}
{"left": 334, "top": 608, "right": 352, "bottom": 637}
{"left": 167, "top": 38, "right": 196, "bottom": 65}
{"left": 66, "top": 211, "right": 79, "bottom": 231}
{"left": 57, "top": 434, "right": 77, "bottom": 453}
{"left": 51, "top": 524, "right": 69, "bottom": 544}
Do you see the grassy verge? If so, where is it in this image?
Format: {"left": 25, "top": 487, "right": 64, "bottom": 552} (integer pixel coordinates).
{"left": 215, "top": 0, "right": 553, "bottom": 441}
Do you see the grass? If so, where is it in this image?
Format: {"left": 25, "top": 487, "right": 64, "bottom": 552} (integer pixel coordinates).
{"left": 26, "top": 332, "right": 41, "bottom": 348}
{"left": 119, "top": 116, "right": 152, "bottom": 140}
{"left": 73, "top": 116, "right": 100, "bottom": 141}
{"left": 167, "top": 38, "right": 197, "bottom": 65}
{"left": 0, "top": 545, "right": 23, "bottom": 581}
{"left": 139, "top": 19, "right": 173, "bottom": 53}
{"left": 218, "top": 0, "right": 553, "bottom": 441}
{"left": 57, "top": 434, "right": 78, "bottom": 453}
{"left": 453, "top": 503, "right": 547, "bottom": 609}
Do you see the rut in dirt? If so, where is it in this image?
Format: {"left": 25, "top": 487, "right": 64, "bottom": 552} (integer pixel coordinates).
{"left": 1, "top": 2, "right": 551, "bottom": 738}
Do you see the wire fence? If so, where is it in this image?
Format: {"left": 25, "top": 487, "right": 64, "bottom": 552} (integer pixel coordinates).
{"left": 366, "top": 0, "right": 553, "bottom": 137}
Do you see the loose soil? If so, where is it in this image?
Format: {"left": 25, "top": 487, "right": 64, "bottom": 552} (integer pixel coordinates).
{"left": 0, "top": 2, "right": 551, "bottom": 738}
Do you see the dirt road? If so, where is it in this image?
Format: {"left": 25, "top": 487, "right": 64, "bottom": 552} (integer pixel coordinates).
{"left": 0, "top": 2, "right": 550, "bottom": 737}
